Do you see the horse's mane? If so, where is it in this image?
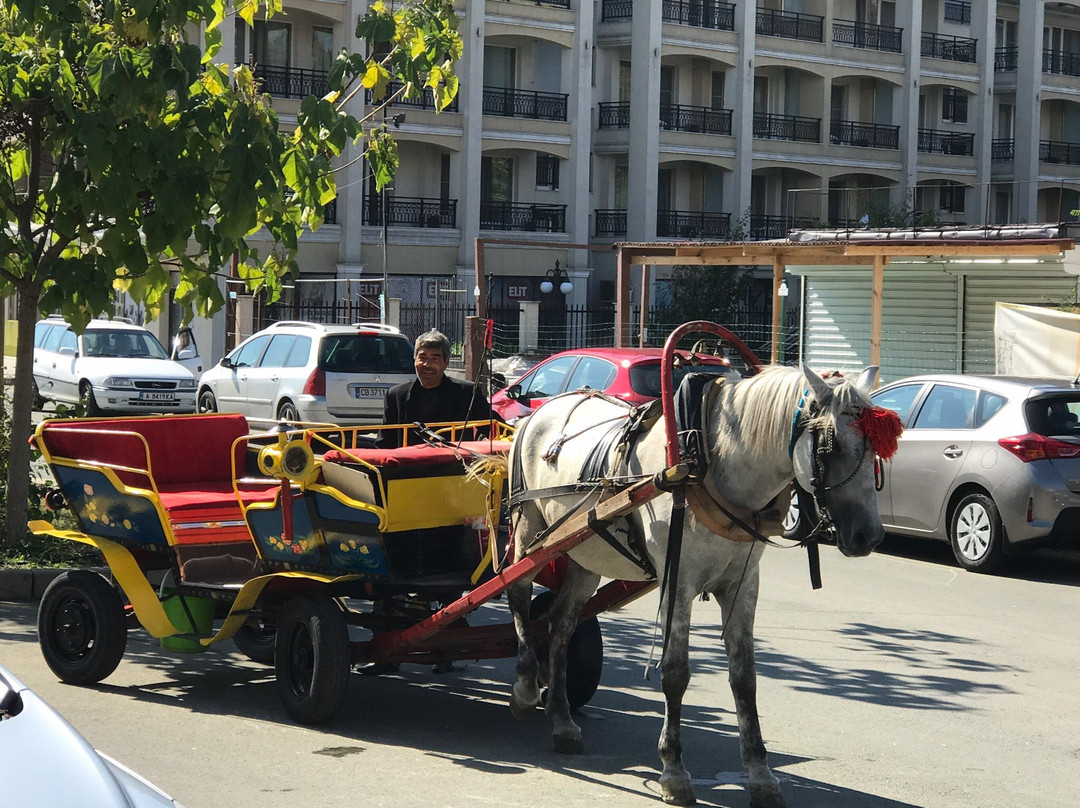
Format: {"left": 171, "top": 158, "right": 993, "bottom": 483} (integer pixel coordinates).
{"left": 720, "top": 366, "right": 873, "bottom": 462}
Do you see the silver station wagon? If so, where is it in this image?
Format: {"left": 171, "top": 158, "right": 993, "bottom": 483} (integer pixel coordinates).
{"left": 196, "top": 321, "right": 416, "bottom": 425}
{"left": 871, "top": 373, "right": 1080, "bottom": 572}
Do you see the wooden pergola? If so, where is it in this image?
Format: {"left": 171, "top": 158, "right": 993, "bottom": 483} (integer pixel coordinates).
{"left": 614, "top": 237, "right": 1076, "bottom": 366}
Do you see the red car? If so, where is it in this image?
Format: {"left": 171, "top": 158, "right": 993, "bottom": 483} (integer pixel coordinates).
{"left": 490, "top": 347, "right": 740, "bottom": 423}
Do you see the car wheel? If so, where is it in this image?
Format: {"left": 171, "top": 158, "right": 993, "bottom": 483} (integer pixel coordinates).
{"left": 275, "top": 594, "right": 350, "bottom": 725}
{"left": 37, "top": 570, "right": 128, "bottom": 684}
{"left": 949, "top": 492, "right": 1005, "bottom": 573}
{"left": 782, "top": 486, "right": 801, "bottom": 539}
{"left": 198, "top": 388, "right": 218, "bottom": 413}
{"left": 79, "top": 381, "right": 102, "bottom": 416}
{"left": 233, "top": 615, "right": 277, "bottom": 665}
{"left": 277, "top": 400, "right": 300, "bottom": 423}
{"left": 31, "top": 378, "right": 45, "bottom": 411}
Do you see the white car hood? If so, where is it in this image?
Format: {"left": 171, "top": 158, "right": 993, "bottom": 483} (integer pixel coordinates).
{"left": 78, "top": 357, "right": 195, "bottom": 383}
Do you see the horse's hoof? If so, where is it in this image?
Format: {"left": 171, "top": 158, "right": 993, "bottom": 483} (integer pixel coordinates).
{"left": 553, "top": 733, "right": 585, "bottom": 755}
{"left": 748, "top": 782, "right": 786, "bottom": 808}
{"left": 509, "top": 698, "right": 536, "bottom": 720}
{"left": 659, "top": 773, "right": 696, "bottom": 806}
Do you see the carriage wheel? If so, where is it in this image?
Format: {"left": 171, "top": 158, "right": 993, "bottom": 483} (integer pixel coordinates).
{"left": 530, "top": 590, "right": 604, "bottom": 710}
{"left": 233, "top": 615, "right": 277, "bottom": 665}
{"left": 37, "top": 570, "right": 128, "bottom": 685}
{"left": 275, "top": 594, "right": 350, "bottom": 725}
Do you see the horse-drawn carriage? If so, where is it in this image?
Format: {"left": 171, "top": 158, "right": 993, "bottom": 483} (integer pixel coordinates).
{"left": 29, "top": 322, "right": 898, "bottom": 807}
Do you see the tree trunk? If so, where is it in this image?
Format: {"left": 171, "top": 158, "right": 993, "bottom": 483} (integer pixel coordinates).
{"left": 4, "top": 289, "right": 40, "bottom": 547}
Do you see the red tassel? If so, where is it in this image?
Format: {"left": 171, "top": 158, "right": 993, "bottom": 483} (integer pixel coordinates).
{"left": 853, "top": 407, "right": 904, "bottom": 460}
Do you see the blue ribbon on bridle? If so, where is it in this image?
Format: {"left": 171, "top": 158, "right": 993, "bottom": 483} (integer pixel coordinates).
{"left": 788, "top": 387, "right": 810, "bottom": 459}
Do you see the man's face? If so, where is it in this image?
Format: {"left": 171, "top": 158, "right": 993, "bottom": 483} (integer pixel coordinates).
{"left": 415, "top": 347, "right": 448, "bottom": 389}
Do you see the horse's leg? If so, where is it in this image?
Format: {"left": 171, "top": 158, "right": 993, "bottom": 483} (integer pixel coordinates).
{"left": 507, "top": 501, "right": 543, "bottom": 720}
{"left": 657, "top": 584, "right": 696, "bottom": 806}
{"left": 714, "top": 547, "right": 786, "bottom": 808}
{"left": 543, "top": 559, "right": 600, "bottom": 755}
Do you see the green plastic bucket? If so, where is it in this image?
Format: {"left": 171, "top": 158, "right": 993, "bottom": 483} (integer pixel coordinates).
{"left": 160, "top": 594, "right": 215, "bottom": 653}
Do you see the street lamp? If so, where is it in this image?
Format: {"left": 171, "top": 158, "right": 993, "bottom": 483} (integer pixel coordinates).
{"left": 540, "top": 260, "right": 573, "bottom": 294}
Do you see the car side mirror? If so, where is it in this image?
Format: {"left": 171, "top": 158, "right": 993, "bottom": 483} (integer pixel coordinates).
{"left": 506, "top": 383, "right": 523, "bottom": 401}
{"left": 58, "top": 346, "right": 76, "bottom": 357}
{"left": 219, "top": 356, "right": 234, "bottom": 369}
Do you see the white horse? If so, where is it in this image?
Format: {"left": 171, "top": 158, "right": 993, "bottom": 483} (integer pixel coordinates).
{"left": 505, "top": 364, "right": 894, "bottom": 808}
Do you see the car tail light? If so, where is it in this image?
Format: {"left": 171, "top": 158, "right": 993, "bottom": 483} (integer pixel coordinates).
{"left": 998, "top": 432, "right": 1080, "bottom": 462}
{"left": 303, "top": 368, "right": 325, "bottom": 396}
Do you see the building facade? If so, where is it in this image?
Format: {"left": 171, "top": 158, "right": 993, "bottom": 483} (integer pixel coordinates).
{"left": 221, "top": 0, "right": 1080, "bottom": 334}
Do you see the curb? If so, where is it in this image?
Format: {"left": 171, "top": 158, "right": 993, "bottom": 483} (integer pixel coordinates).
{"left": 0, "top": 567, "right": 111, "bottom": 604}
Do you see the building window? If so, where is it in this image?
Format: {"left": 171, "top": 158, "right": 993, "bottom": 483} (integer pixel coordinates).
{"left": 536, "top": 154, "right": 560, "bottom": 190}
{"left": 940, "top": 183, "right": 966, "bottom": 213}
{"left": 942, "top": 88, "right": 968, "bottom": 123}
{"left": 253, "top": 20, "right": 291, "bottom": 68}
{"left": 440, "top": 153, "right": 450, "bottom": 202}
{"left": 481, "top": 156, "right": 514, "bottom": 202}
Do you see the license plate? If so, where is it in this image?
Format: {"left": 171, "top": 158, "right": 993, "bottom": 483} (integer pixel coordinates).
{"left": 353, "top": 386, "right": 387, "bottom": 399}
{"left": 139, "top": 392, "right": 175, "bottom": 401}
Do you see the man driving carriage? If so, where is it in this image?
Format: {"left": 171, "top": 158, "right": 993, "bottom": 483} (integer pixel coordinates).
{"left": 376, "top": 329, "right": 495, "bottom": 448}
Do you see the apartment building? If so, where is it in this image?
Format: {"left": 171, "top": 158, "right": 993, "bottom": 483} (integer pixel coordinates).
{"left": 226, "top": 0, "right": 1080, "bottom": 323}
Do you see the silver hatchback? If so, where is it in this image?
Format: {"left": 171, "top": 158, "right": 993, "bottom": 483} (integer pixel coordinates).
{"left": 870, "top": 374, "right": 1080, "bottom": 572}
{"left": 196, "top": 321, "right": 416, "bottom": 425}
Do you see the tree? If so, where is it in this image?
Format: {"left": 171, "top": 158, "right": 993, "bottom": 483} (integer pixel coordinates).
{"left": 0, "top": 0, "right": 460, "bottom": 546}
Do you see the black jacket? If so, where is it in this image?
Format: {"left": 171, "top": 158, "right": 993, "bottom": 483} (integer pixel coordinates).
{"left": 377, "top": 375, "right": 493, "bottom": 448}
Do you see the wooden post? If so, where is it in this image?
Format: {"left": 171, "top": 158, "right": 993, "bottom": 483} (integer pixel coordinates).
{"left": 771, "top": 257, "right": 785, "bottom": 365}
{"left": 464, "top": 315, "right": 484, "bottom": 382}
{"left": 870, "top": 253, "right": 886, "bottom": 372}
{"left": 638, "top": 264, "right": 651, "bottom": 347}
{"left": 615, "top": 247, "right": 632, "bottom": 347}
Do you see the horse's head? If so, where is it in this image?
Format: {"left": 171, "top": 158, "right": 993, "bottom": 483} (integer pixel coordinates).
{"left": 791, "top": 365, "right": 900, "bottom": 557}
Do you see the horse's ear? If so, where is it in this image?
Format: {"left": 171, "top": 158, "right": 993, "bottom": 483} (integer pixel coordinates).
{"left": 854, "top": 366, "right": 879, "bottom": 394}
{"left": 801, "top": 364, "right": 832, "bottom": 405}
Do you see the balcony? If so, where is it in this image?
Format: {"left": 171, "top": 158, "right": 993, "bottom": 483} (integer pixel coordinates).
{"left": 748, "top": 214, "right": 816, "bottom": 240}
{"left": 593, "top": 209, "right": 732, "bottom": 238}
{"left": 251, "top": 65, "right": 329, "bottom": 100}
{"left": 598, "top": 102, "right": 630, "bottom": 128}
{"left": 756, "top": 8, "right": 824, "bottom": 43}
{"left": 601, "top": 0, "right": 632, "bottom": 20}
{"left": 480, "top": 201, "right": 567, "bottom": 232}
{"left": 831, "top": 120, "right": 900, "bottom": 149}
{"left": 833, "top": 19, "right": 902, "bottom": 53}
{"left": 483, "top": 87, "right": 568, "bottom": 122}
{"left": 536, "top": 0, "right": 571, "bottom": 7}
{"left": 922, "top": 32, "right": 977, "bottom": 63}
{"left": 595, "top": 209, "right": 626, "bottom": 236}
{"left": 944, "top": 1, "right": 971, "bottom": 24}
{"left": 754, "top": 112, "right": 821, "bottom": 143}
{"left": 1043, "top": 49, "right": 1080, "bottom": 78}
{"left": 363, "top": 196, "right": 458, "bottom": 228}
{"left": 657, "top": 210, "right": 732, "bottom": 238}
{"left": 991, "top": 139, "right": 1014, "bottom": 161}
{"left": 661, "top": 104, "right": 733, "bottom": 135}
{"left": 1041, "top": 140, "right": 1080, "bottom": 165}
{"left": 371, "top": 80, "right": 459, "bottom": 112}
{"left": 995, "top": 47, "right": 1018, "bottom": 72}
{"left": 661, "top": 0, "right": 735, "bottom": 30}
{"left": 918, "top": 129, "right": 975, "bottom": 156}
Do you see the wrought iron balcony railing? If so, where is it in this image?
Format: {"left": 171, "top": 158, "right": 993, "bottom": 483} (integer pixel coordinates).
{"left": 595, "top": 209, "right": 627, "bottom": 236}
{"left": 483, "top": 86, "right": 568, "bottom": 121}
{"left": 756, "top": 8, "right": 824, "bottom": 43}
{"left": 830, "top": 120, "right": 900, "bottom": 149}
{"left": 480, "top": 201, "right": 567, "bottom": 232}
{"left": 922, "top": 32, "right": 977, "bottom": 63}
{"left": 833, "top": 19, "right": 902, "bottom": 53}
{"left": 598, "top": 102, "right": 630, "bottom": 128}
{"left": 661, "top": 0, "right": 735, "bottom": 30}
{"left": 944, "top": 1, "right": 971, "bottom": 24}
{"left": 1043, "top": 49, "right": 1080, "bottom": 77}
{"left": 1041, "top": 140, "right": 1080, "bottom": 165}
{"left": 656, "top": 210, "right": 732, "bottom": 238}
{"left": 918, "top": 129, "right": 975, "bottom": 156}
{"left": 363, "top": 195, "right": 458, "bottom": 228}
{"left": 660, "top": 104, "right": 733, "bottom": 135}
{"left": 748, "top": 214, "right": 815, "bottom": 240}
{"left": 753, "top": 112, "right": 821, "bottom": 143}
{"left": 251, "top": 64, "right": 330, "bottom": 99}
{"left": 995, "top": 47, "right": 1018, "bottom": 72}
{"left": 991, "top": 139, "right": 1014, "bottom": 161}
{"left": 369, "top": 80, "right": 459, "bottom": 112}
{"left": 600, "top": 0, "right": 633, "bottom": 20}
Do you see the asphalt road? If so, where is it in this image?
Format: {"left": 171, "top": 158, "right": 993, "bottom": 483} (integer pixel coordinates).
{"left": 3, "top": 538, "right": 1079, "bottom": 808}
